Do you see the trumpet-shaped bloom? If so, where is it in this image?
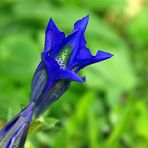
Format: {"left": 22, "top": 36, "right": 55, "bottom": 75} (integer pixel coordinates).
{"left": 31, "top": 16, "right": 112, "bottom": 117}
{"left": 0, "top": 16, "right": 112, "bottom": 148}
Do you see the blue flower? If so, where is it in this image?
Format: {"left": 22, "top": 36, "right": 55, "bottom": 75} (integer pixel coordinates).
{"left": 0, "top": 16, "right": 112, "bottom": 148}
{"left": 0, "top": 103, "right": 34, "bottom": 148}
{"left": 31, "top": 15, "right": 112, "bottom": 117}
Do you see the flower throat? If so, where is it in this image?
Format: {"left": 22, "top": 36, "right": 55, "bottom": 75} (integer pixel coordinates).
{"left": 55, "top": 45, "right": 73, "bottom": 69}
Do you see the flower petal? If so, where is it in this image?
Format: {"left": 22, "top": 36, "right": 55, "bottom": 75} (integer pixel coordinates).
{"left": 67, "top": 16, "right": 89, "bottom": 68}
{"left": 44, "top": 18, "right": 65, "bottom": 53}
{"left": 41, "top": 52, "right": 61, "bottom": 80}
{"left": 42, "top": 52, "right": 85, "bottom": 82}
{"left": 73, "top": 15, "right": 89, "bottom": 48}
{"left": 76, "top": 50, "right": 113, "bottom": 71}
{"left": 58, "top": 70, "right": 85, "bottom": 82}
{"left": 76, "top": 47, "right": 92, "bottom": 60}
{"left": 73, "top": 15, "right": 89, "bottom": 33}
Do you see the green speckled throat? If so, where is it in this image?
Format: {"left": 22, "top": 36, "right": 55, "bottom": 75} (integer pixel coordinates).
{"left": 55, "top": 45, "right": 73, "bottom": 69}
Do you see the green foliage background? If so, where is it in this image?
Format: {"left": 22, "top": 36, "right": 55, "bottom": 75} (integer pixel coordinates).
{"left": 0, "top": 0, "right": 148, "bottom": 147}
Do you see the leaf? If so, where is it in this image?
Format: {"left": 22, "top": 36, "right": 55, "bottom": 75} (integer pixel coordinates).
{"left": 29, "top": 117, "right": 59, "bottom": 134}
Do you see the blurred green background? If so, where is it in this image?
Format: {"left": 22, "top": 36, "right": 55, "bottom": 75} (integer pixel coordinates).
{"left": 0, "top": 0, "right": 148, "bottom": 147}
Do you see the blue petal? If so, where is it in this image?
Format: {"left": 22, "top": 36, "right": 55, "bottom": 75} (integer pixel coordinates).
{"left": 58, "top": 70, "right": 85, "bottom": 82}
{"left": 73, "top": 15, "right": 89, "bottom": 48}
{"left": 52, "top": 30, "right": 78, "bottom": 68}
{"left": 44, "top": 18, "right": 65, "bottom": 53}
{"left": 76, "top": 50, "right": 113, "bottom": 71}
{"left": 62, "top": 30, "right": 79, "bottom": 47}
{"left": 42, "top": 52, "right": 84, "bottom": 82}
{"left": 67, "top": 16, "right": 89, "bottom": 68}
{"left": 76, "top": 47, "right": 92, "bottom": 60}
{"left": 41, "top": 52, "right": 61, "bottom": 80}
{"left": 73, "top": 15, "right": 89, "bottom": 33}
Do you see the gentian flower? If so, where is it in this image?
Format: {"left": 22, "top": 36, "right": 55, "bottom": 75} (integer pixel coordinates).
{"left": 31, "top": 15, "right": 112, "bottom": 117}
{"left": 0, "top": 16, "right": 112, "bottom": 148}
{"left": 0, "top": 102, "right": 34, "bottom": 148}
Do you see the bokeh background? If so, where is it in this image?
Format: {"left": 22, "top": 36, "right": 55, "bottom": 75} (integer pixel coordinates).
{"left": 0, "top": 0, "right": 148, "bottom": 147}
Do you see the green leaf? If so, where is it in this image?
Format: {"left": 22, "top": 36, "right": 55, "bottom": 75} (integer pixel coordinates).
{"left": 29, "top": 117, "right": 59, "bottom": 134}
